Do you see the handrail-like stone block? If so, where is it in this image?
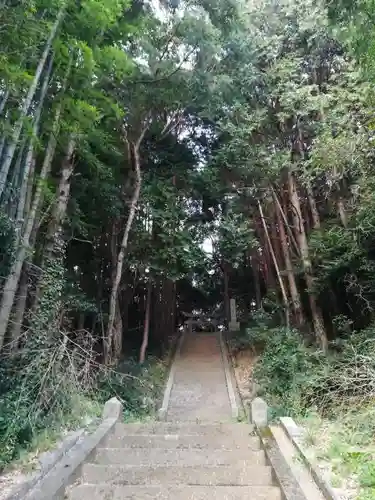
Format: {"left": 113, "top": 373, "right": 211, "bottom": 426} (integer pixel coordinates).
{"left": 7, "top": 397, "right": 124, "bottom": 500}
{"left": 279, "top": 416, "right": 339, "bottom": 500}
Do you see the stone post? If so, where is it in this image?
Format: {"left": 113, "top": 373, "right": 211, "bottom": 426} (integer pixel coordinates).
{"left": 102, "top": 397, "right": 123, "bottom": 421}
{"left": 250, "top": 397, "right": 268, "bottom": 428}
{"left": 228, "top": 298, "right": 240, "bottom": 331}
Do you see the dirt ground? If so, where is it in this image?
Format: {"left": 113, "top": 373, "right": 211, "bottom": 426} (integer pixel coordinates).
{"left": 229, "top": 348, "right": 259, "bottom": 412}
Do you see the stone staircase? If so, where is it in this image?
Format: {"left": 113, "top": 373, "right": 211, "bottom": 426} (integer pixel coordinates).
{"left": 14, "top": 331, "right": 323, "bottom": 500}
{"left": 64, "top": 332, "right": 284, "bottom": 499}
{"left": 67, "top": 421, "right": 282, "bottom": 499}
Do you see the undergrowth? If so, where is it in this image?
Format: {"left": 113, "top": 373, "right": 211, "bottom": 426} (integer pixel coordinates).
{"left": 302, "top": 407, "right": 375, "bottom": 499}
{"left": 0, "top": 243, "right": 167, "bottom": 472}
{"left": 239, "top": 310, "right": 375, "bottom": 498}
{"left": 240, "top": 314, "right": 375, "bottom": 418}
{"left": 0, "top": 336, "right": 167, "bottom": 471}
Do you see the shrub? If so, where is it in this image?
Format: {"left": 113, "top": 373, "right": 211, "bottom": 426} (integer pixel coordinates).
{"left": 0, "top": 330, "right": 99, "bottom": 470}
{"left": 96, "top": 357, "right": 166, "bottom": 419}
{"left": 252, "top": 327, "right": 326, "bottom": 415}
{"left": 252, "top": 321, "right": 375, "bottom": 417}
{"left": 228, "top": 308, "right": 277, "bottom": 354}
{"left": 0, "top": 336, "right": 167, "bottom": 469}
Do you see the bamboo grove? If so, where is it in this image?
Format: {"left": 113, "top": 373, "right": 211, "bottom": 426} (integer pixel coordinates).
{"left": 1, "top": 0, "right": 375, "bottom": 368}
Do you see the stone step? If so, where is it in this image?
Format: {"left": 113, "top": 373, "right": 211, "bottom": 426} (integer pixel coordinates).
{"left": 164, "top": 415, "right": 234, "bottom": 422}
{"left": 82, "top": 464, "right": 274, "bottom": 486}
{"left": 69, "top": 484, "right": 282, "bottom": 500}
{"left": 95, "top": 447, "right": 267, "bottom": 466}
{"left": 115, "top": 422, "right": 255, "bottom": 436}
{"left": 164, "top": 411, "right": 234, "bottom": 422}
{"left": 105, "top": 433, "right": 261, "bottom": 450}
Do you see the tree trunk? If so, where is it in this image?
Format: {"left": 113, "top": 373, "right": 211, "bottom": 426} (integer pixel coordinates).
{"left": 0, "top": 136, "right": 6, "bottom": 163}
{"left": 44, "top": 135, "right": 76, "bottom": 262}
{"left": 250, "top": 252, "right": 262, "bottom": 308}
{"left": 307, "top": 183, "right": 321, "bottom": 229}
{"left": 139, "top": 279, "right": 152, "bottom": 364}
{"left": 30, "top": 56, "right": 72, "bottom": 240}
{"left": 170, "top": 280, "right": 176, "bottom": 334}
{"left": 270, "top": 205, "right": 287, "bottom": 292}
{"left": 109, "top": 218, "right": 123, "bottom": 360}
{"left": 223, "top": 264, "right": 230, "bottom": 326}
{"left": 254, "top": 214, "right": 276, "bottom": 291}
{"left": 0, "top": 88, "right": 9, "bottom": 115}
{"left": 77, "top": 312, "right": 85, "bottom": 332}
{"left": 274, "top": 191, "right": 304, "bottom": 326}
{"left": 302, "top": 191, "right": 311, "bottom": 234}
{"left": 17, "top": 54, "right": 54, "bottom": 226}
{"left": 272, "top": 185, "right": 299, "bottom": 256}
{"left": 0, "top": 157, "right": 36, "bottom": 347}
{"left": 288, "top": 171, "right": 327, "bottom": 350}
{"left": 153, "top": 279, "right": 161, "bottom": 341}
{"left": 0, "top": 135, "right": 74, "bottom": 348}
{"left": 296, "top": 120, "right": 321, "bottom": 233}
{"left": 5, "top": 137, "right": 27, "bottom": 217}
{"left": 0, "top": 9, "right": 64, "bottom": 197}
{"left": 331, "top": 165, "right": 348, "bottom": 228}
{"left": 8, "top": 106, "right": 70, "bottom": 338}
{"left": 105, "top": 134, "right": 145, "bottom": 365}
{"left": 32, "top": 135, "right": 76, "bottom": 313}
{"left": 113, "top": 296, "right": 123, "bottom": 360}
{"left": 258, "top": 200, "right": 290, "bottom": 327}
{"left": 0, "top": 70, "right": 60, "bottom": 348}
{"left": 122, "top": 269, "right": 138, "bottom": 338}
{"left": 9, "top": 154, "right": 37, "bottom": 345}
{"left": 0, "top": 241, "right": 26, "bottom": 347}
{"left": 10, "top": 267, "right": 29, "bottom": 345}
{"left": 337, "top": 198, "right": 348, "bottom": 228}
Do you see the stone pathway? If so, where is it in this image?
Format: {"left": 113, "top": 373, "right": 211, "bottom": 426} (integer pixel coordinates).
{"left": 166, "top": 332, "right": 233, "bottom": 422}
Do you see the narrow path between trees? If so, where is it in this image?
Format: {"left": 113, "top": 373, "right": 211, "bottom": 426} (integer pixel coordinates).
{"left": 166, "top": 332, "right": 233, "bottom": 422}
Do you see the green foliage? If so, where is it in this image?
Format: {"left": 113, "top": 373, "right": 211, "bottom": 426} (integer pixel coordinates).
{"left": 96, "top": 357, "right": 167, "bottom": 419}
{"left": 360, "top": 460, "right": 375, "bottom": 488}
{"left": 0, "top": 240, "right": 72, "bottom": 467}
{"left": 4, "top": 0, "right": 375, "bottom": 483}
{"left": 309, "top": 226, "right": 363, "bottom": 288}
{"left": 327, "top": 0, "right": 375, "bottom": 76}
{"left": 63, "top": 283, "right": 97, "bottom": 314}
{"left": 301, "top": 402, "right": 375, "bottom": 497}
{"left": 253, "top": 327, "right": 325, "bottom": 415}
{"left": 253, "top": 322, "right": 375, "bottom": 416}
{"left": 218, "top": 211, "right": 258, "bottom": 266}
{"left": 0, "top": 265, "right": 165, "bottom": 468}
{"left": 0, "top": 235, "right": 166, "bottom": 468}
